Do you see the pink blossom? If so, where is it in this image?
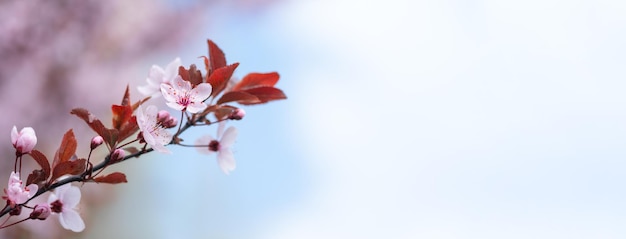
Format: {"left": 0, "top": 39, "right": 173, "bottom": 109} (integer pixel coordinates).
{"left": 90, "top": 135, "right": 104, "bottom": 149}
{"left": 138, "top": 57, "right": 182, "bottom": 98}
{"left": 137, "top": 105, "right": 173, "bottom": 154}
{"left": 30, "top": 203, "right": 51, "bottom": 220}
{"left": 160, "top": 76, "right": 212, "bottom": 113}
{"left": 11, "top": 126, "right": 37, "bottom": 154}
{"left": 48, "top": 184, "right": 85, "bottom": 232}
{"left": 2, "top": 171, "right": 37, "bottom": 206}
{"left": 196, "top": 123, "right": 238, "bottom": 174}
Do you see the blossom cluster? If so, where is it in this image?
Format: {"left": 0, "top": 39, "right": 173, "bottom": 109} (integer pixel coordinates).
{"left": 0, "top": 40, "right": 285, "bottom": 233}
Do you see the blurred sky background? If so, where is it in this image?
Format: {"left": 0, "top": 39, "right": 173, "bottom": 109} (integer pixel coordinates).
{"left": 4, "top": 0, "right": 626, "bottom": 238}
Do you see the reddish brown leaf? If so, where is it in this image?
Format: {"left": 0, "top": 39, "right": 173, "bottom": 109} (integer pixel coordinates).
{"left": 188, "top": 64, "right": 204, "bottom": 86}
{"left": 207, "top": 39, "right": 227, "bottom": 73}
{"left": 132, "top": 97, "right": 151, "bottom": 111}
{"left": 111, "top": 105, "right": 132, "bottom": 130}
{"left": 52, "top": 130, "right": 77, "bottom": 168}
{"left": 214, "top": 105, "right": 237, "bottom": 120}
{"left": 123, "top": 147, "right": 140, "bottom": 155}
{"left": 240, "top": 87, "right": 287, "bottom": 105}
{"left": 232, "top": 72, "right": 280, "bottom": 91}
{"left": 178, "top": 66, "right": 190, "bottom": 82}
{"left": 28, "top": 150, "right": 50, "bottom": 179}
{"left": 120, "top": 85, "right": 131, "bottom": 106}
{"left": 93, "top": 172, "right": 127, "bottom": 184}
{"left": 118, "top": 116, "right": 138, "bottom": 141}
{"left": 71, "top": 108, "right": 116, "bottom": 147}
{"left": 200, "top": 56, "right": 210, "bottom": 73}
{"left": 207, "top": 63, "right": 239, "bottom": 98}
{"left": 26, "top": 169, "right": 47, "bottom": 186}
{"left": 49, "top": 159, "right": 86, "bottom": 184}
{"left": 217, "top": 91, "right": 260, "bottom": 105}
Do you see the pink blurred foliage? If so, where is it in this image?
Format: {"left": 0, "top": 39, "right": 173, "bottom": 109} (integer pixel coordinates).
{"left": 0, "top": 0, "right": 209, "bottom": 237}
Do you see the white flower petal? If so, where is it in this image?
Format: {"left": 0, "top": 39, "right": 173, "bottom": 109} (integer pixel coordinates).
{"left": 185, "top": 102, "right": 207, "bottom": 114}
{"left": 61, "top": 186, "right": 81, "bottom": 208}
{"left": 166, "top": 102, "right": 186, "bottom": 111}
{"left": 53, "top": 184, "right": 71, "bottom": 202}
{"left": 164, "top": 57, "right": 182, "bottom": 80}
{"left": 148, "top": 65, "right": 166, "bottom": 84}
{"left": 137, "top": 84, "right": 159, "bottom": 97}
{"left": 160, "top": 83, "right": 178, "bottom": 103}
{"left": 195, "top": 135, "right": 215, "bottom": 155}
{"left": 10, "top": 126, "right": 18, "bottom": 145}
{"left": 59, "top": 209, "right": 85, "bottom": 232}
{"left": 171, "top": 75, "right": 191, "bottom": 92}
{"left": 218, "top": 149, "right": 236, "bottom": 175}
{"left": 190, "top": 83, "right": 212, "bottom": 102}
{"left": 220, "top": 127, "right": 238, "bottom": 147}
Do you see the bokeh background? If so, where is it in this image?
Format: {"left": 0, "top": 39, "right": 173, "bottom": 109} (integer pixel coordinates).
{"left": 2, "top": 0, "right": 626, "bottom": 238}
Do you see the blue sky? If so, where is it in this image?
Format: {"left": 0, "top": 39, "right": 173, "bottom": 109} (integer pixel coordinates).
{"left": 85, "top": 0, "right": 626, "bottom": 238}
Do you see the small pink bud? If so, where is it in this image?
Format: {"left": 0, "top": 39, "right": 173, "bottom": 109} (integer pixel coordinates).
{"left": 11, "top": 126, "right": 37, "bottom": 154}
{"left": 157, "top": 110, "right": 170, "bottom": 123}
{"left": 90, "top": 136, "right": 104, "bottom": 150}
{"left": 110, "top": 149, "right": 125, "bottom": 163}
{"left": 229, "top": 108, "right": 245, "bottom": 120}
{"left": 164, "top": 116, "right": 178, "bottom": 128}
{"left": 30, "top": 204, "right": 51, "bottom": 220}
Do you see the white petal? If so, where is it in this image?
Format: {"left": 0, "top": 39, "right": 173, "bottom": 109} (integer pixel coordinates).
{"left": 195, "top": 135, "right": 214, "bottom": 155}
{"left": 26, "top": 184, "right": 38, "bottom": 198}
{"left": 137, "top": 84, "right": 159, "bottom": 97}
{"left": 152, "top": 143, "right": 172, "bottom": 154}
{"left": 60, "top": 209, "right": 85, "bottom": 232}
{"left": 220, "top": 127, "right": 238, "bottom": 147}
{"left": 164, "top": 57, "right": 182, "bottom": 81}
{"left": 218, "top": 150, "right": 236, "bottom": 175}
{"left": 53, "top": 184, "right": 71, "bottom": 201}
{"left": 148, "top": 65, "right": 165, "bottom": 84}
{"left": 61, "top": 186, "right": 81, "bottom": 208}
{"left": 185, "top": 102, "right": 207, "bottom": 114}
{"left": 166, "top": 102, "right": 186, "bottom": 111}
{"left": 171, "top": 75, "right": 191, "bottom": 92}
{"left": 10, "top": 126, "right": 18, "bottom": 145}
{"left": 160, "top": 83, "right": 178, "bottom": 103}
{"left": 191, "top": 83, "right": 212, "bottom": 102}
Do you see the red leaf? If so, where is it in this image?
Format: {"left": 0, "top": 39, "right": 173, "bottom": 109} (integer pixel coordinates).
{"left": 93, "top": 172, "right": 128, "bottom": 184}
{"left": 240, "top": 87, "right": 287, "bottom": 105}
{"left": 213, "top": 105, "right": 237, "bottom": 120}
{"left": 49, "top": 159, "right": 86, "bottom": 184}
{"left": 123, "top": 147, "right": 140, "bottom": 155}
{"left": 111, "top": 105, "right": 132, "bottom": 130}
{"left": 207, "top": 39, "right": 227, "bottom": 73}
{"left": 28, "top": 150, "right": 50, "bottom": 179}
{"left": 232, "top": 72, "right": 280, "bottom": 91}
{"left": 217, "top": 91, "right": 260, "bottom": 105}
{"left": 207, "top": 63, "right": 239, "bottom": 98}
{"left": 71, "top": 108, "right": 117, "bottom": 147}
{"left": 132, "top": 97, "right": 151, "bottom": 111}
{"left": 188, "top": 64, "right": 204, "bottom": 86}
{"left": 120, "top": 85, "right": 131, "bottom": 106}
{"left": 26, "top": 169, "right": 47, "bottom": 186}
{"left": 178, "top": 66, "right": 190, "bottom": 82}
{"left": 52, "top": 130, "right": 77, "bottom": 168}
{"left": 118, "top": 116, "right": 138, "bottom": 141}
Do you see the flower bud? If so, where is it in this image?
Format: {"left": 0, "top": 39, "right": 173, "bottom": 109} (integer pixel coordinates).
{"left": 157, "top": 110, "right": 171, "bottom": 123}
{"left": 164, "top": 116, "right": 178, "bottom": 128}
{"left": 90, "top": 136, "right": 104, "bottom": 150}
{"left": 228, "top": 108, "right": 245, "bottom": 120}
{"left": 110, "top": 149, "right": 125, "bottom": 163}
{"left": 30, "top": 204, "right": 51, "bottom": 220}
{"left": 11, "top": 126, "right": 37, "bottom": 154}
